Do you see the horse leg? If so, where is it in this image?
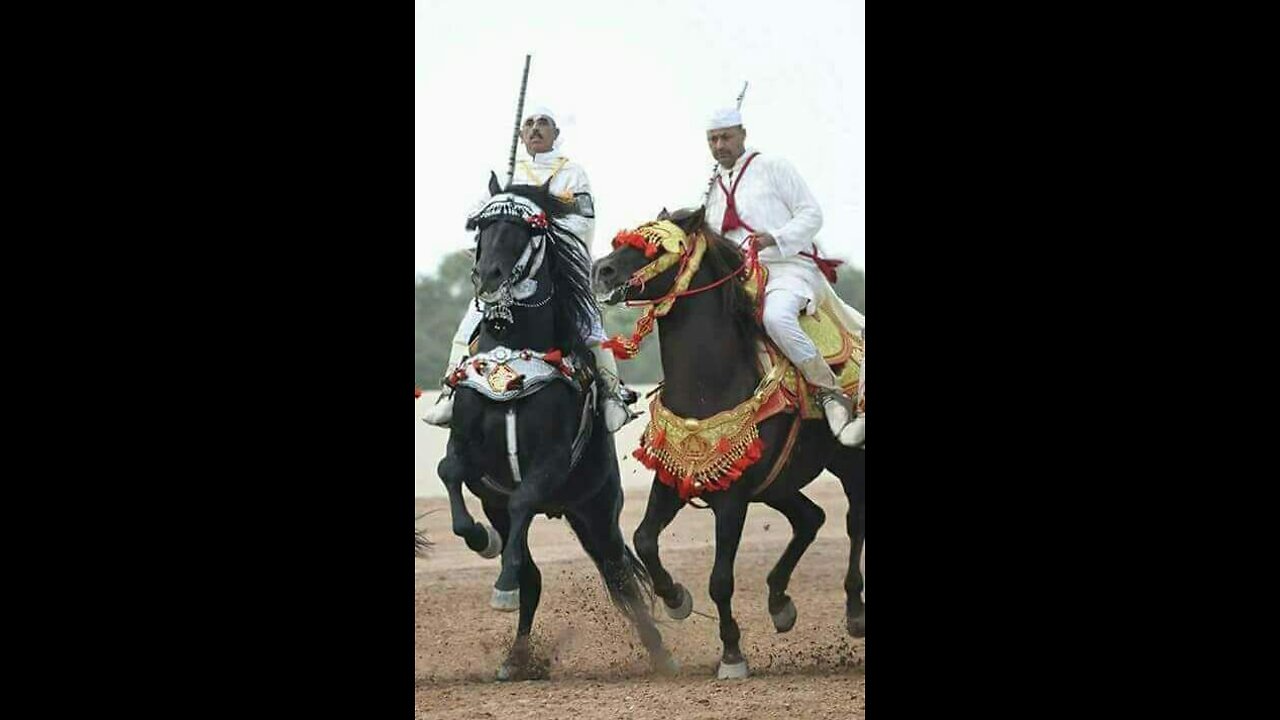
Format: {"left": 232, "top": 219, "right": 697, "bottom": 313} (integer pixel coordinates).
{"left": 567, "top": 495, "right": 676, "bottom": 676}
{"left": 632, "top": 478, "right": 693, "bottom": 619}
{"left": 763, "top": 491, "right": 826, "bottom": 633}
{"left": 828, "top": 444, "right": 866, "bottom": 637}
{"left": 483, "top": 498, "right": 545, "bottom": 680}
{"left": 707, "top": 495, "right": 751, "bottom": 679}
{"left": 491, "top": 437, "right": 564, "bottom": 613}
{"left": 477, "top": 498, "right": 515, "bottom": 611}
{"left": 438, "top": 435, "right": 500, "bottom": 557}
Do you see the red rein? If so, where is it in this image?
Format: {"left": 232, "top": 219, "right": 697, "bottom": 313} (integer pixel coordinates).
{"left": 609, "top": 231, "right": 758, "bottom": 309}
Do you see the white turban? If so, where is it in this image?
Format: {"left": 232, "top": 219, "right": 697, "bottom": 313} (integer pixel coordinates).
{"left": 523, "top": 105, "right": 557, "bottom": 127}
{"left": 707, "top": 107, "right": 742, "bottom": 131}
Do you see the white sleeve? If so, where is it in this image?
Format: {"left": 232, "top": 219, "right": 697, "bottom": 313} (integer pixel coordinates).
{"left": 765, "top": 158, "right": 824, "bottom": 258}
{"left": 554, "top": 165, "right": 595, "bottom": 247}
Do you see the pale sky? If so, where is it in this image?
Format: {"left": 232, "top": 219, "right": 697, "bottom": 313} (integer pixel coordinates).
{"left": 415, "top": 0, "right": 864, "bottom": 278}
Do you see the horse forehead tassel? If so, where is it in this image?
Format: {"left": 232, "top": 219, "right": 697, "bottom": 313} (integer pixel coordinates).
{"left": 612, "top": 220, "right": 687, "bottom": 256}
{"left": 636, "top": 220, "right": 688, "bottom": 255}
{"left": 466, "top": 193, "right": 548, "bottom": 230}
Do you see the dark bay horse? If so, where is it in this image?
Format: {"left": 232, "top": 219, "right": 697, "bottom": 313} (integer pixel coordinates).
{"left": 591, "top": 208, "right": 865, "bottom": 680}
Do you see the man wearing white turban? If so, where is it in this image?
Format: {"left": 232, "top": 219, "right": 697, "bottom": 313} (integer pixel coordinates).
{"left": 703, "top": 108, "right": 865, "bottom": 447}
{"left": 423, "top": 105, "right": 638, "bottom": 433}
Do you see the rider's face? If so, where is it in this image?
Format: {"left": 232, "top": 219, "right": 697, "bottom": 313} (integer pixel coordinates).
{"left": 521, "top": 116, "right": 558, "bottom": 155}
{"left": 706, "top": 126, "right": 746, "bottom": 168}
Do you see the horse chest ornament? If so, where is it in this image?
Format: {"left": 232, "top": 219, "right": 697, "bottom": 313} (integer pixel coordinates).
{"left": 632, "top": 365, "right": 787, "bottom": 501}
{"left": 445, "top": 345, "right": 594, "bottom": 492}
{"left": 445, "top": 346, "right": 579, "bottom": 402}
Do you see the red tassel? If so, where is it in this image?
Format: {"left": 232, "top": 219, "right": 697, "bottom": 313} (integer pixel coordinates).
{"left": 652, "top": 428, "right": 666, "bottom": 449}
{"left": 725, "top": 438, "right": 765, "bottom": 477}
{"left": 715, "top": 436, "right": 731, "bottom": 454}
{"left": 721, "top": 199, "right": 743, "bottom": 234}
{"left": 800, "top": 244, "right": 844, "bottom": 283}
{"left": 542, "top": 349, "right": 563, "bottom": 365}
{"left": 633, "top": 446, "right": 661, "bottom": 473}
{"left": 612, "top": 230, "right": 657, "bottom": 257}
{"left": 602, "top": 336, "right": 636, "bottom": 360}
{"left": 414, "top": 387, "right": 422, "bottom": 399}
{"left": 680, "top": 475, "right": 695, "bottom": 501}
{"left": 657, "top": 465, "right": 676, "bottom": 488}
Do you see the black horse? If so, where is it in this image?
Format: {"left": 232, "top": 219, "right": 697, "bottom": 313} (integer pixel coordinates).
{"left": 592, "top": 207, "right": 865, "bottom": 680}
{"left": 434, "top": 175, "right": 674, "bottom": 680}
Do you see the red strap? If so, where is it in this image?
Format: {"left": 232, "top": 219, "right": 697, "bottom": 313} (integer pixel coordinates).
{"left": 717, "top": 152, "right": 760, "bottom": 234}
{"left": 800, "top": 243, "right": 844, "bottom": 283}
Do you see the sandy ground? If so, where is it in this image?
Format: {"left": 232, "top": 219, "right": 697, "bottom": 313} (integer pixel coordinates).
{"left": 414, "top": 476, "right": 865, "bottom": 719}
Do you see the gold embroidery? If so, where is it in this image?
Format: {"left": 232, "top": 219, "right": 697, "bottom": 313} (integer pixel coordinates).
{"left": 517, "top": 157, "right": 569, "bottom": 187}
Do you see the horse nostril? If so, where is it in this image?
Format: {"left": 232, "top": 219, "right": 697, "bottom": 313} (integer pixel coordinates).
{"left": 599, "top": 264, "right": 616, "bottom": 279}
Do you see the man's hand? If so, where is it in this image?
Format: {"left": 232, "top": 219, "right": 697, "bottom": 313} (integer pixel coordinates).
{"left": 749, "top": 232, "right": 777, "bottom": 250}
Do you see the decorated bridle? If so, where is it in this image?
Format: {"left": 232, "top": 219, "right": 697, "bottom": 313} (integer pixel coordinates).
{"left": 466, "top": 193, "right": 556, "bottom": 331}
{"left": 601, "top": 220, "right": 758, "bottom": 359}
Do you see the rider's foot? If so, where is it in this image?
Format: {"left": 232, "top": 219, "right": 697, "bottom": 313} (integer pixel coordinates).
{"left": 422, "top": 390, "right": 454, "bottom": 426}
{"left": 817, "top": 389, "right": 858, "bottom": 446}
{"left": 840, "top": 414, "right": 864, "bottom": 447}
{"left": 603, "top": 396, "right": 634, "bottom": 433}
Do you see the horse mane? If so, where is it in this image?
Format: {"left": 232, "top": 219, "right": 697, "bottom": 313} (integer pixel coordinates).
{"left": 504, "top": 183, "right": 598, "bottom": 363}
{"left": 697, "top": 224, "right": 765, "bottom": 350}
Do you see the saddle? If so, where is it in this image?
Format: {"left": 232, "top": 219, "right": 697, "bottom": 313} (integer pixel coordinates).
{"left": 742, "top": 262, "right": 864, "bottom": 422}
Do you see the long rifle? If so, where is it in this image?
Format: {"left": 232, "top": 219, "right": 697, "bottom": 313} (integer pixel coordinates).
{"left": 505, "top": 55, "right": 533, "bottom": 188}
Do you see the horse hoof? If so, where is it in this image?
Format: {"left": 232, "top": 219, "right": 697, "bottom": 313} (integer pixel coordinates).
{"left": 490, "top": 586, "right": 519, "bottom": 612}
{"left": 717, "top": 659, "right": 749, "bottom": 680}
{"left": 496, "top": 661, "right": 530, "bottom": 681}
{"left": 478, "top": 524, "right": 502, "bottom": 559}
{"left": 665, "top": 584, "right": 692, "bottom": 620}
{"left": 771, "top": 597, "right": 797, "bottom": 633}
{"left": 847, "top": 610, "right": 865, "bottom": 638}
{"left": 651, "top": 653, "right": 680, "bottom": 676}
{"left": 496, "top": 660, "right": 546, "bottom": 681}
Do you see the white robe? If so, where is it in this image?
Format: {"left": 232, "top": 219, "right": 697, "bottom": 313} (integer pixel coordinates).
{"left": 702, "top": 147, "right": 864, "bottom": 333}
{"left": 482, "top": 147, "right": 595, "bottom": 247}
{"left": 703, "top": 148, "right": 826, "bottom": 312}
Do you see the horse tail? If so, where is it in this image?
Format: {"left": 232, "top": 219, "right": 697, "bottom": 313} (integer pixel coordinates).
{"left": 601, "top": 542, "right": 656, "bottom": 622}
{"left": 414, "top": 528, "right": 432, "bottom": 558}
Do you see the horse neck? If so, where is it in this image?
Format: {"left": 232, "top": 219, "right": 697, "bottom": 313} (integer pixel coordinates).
{"left": 655, "top": 265, "right": 761, "bottom": 419}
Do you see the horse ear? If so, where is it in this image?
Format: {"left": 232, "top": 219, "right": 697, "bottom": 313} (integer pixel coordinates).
{"left": 657, "top": 207, "right": 671, "bottom": 220}
{"left": 689, "top": 205, "right": 706, "bottom": 230}
{"left": 667, "top": 206, "right": 705, "bottom": 233}
{"left": 488, "top": 171, "right": 502, "bottom": 197}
